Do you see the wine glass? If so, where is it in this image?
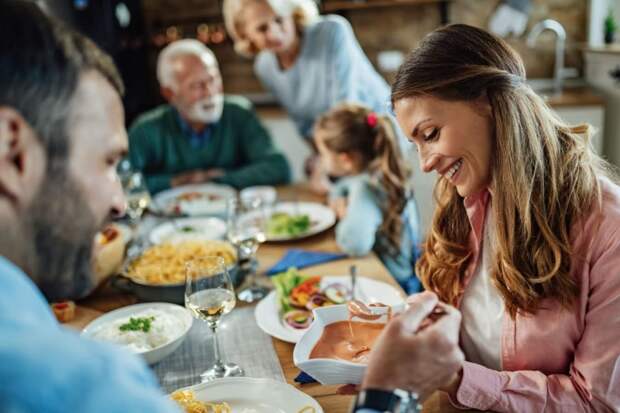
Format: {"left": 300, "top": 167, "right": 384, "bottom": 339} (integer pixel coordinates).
{"left": 226, "top": 197, "right": 268, "bottom": 303}
{"left": 120, "top": 164, "right": 151, "bottom": 223}
{"left": 185, "top": 255, "right": 244, "bottom": 381}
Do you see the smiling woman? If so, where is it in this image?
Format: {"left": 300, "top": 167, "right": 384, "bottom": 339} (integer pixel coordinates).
{"left": 391, "top": 24, "right": 620, "bottom": 412}
{"left": 394, "top": 97, "right": 493, "bottom": 198}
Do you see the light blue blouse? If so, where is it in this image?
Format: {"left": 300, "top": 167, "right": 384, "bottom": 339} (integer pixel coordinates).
{"left": 254, "top": 15, "right": 392, "bottom": 139}
{"left": 330, "top": 173, "right": 422, "bottom": 293}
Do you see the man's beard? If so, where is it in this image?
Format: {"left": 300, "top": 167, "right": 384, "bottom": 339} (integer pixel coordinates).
{"left": 184, "top": 94, "right": 224, "bottom": 124}
{"left": 21, "top": 162, "right": 102, "bottom": 302}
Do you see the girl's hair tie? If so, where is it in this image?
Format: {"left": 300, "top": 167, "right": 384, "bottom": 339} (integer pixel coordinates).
{"left": 366, "top": 112, "right": 378, "bottom": 128}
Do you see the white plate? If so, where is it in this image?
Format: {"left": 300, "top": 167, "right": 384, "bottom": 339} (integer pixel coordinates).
{"left": 172, "top": 377, "right": 323, "bottom": 413}
{"left": 255, "top": 275, "right": 404, "bottom": 343}
{"left": 149, "top": 217, "right": 227, "bottom": 245}
{"left": 81, "top": 302, "right": 193, "bottom": 365}
{"left": 265, "top": 202, "right": 336, "bottom": 241}
{"left": 153, "top": 183, "right": 236, "bottom": 217}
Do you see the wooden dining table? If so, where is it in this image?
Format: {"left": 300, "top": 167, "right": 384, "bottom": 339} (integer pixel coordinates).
{"left": 67, "top": 183, "right": 473, "bottom": 413}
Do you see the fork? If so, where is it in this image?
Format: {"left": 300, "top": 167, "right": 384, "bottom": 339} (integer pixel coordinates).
{"left": 349, "top": 264, "right": 357, "bottom": 301}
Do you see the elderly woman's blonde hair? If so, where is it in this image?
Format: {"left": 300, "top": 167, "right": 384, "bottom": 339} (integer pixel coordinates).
{"left": 223, "top": 0, "right": 319, "bottom": 57}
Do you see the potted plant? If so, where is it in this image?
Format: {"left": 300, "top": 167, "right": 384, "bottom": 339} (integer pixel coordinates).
{"left": 605, "top": 7, "right": 617, "bottom": 44}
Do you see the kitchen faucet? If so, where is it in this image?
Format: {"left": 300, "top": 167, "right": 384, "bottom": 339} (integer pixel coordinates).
{"left": 526, "top": 19, "right": 566, "bottom": 95}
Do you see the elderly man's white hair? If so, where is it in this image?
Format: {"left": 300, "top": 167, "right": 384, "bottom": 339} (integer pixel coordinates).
{"left": 156, "top": 39, "right": 218, "bottom": 89}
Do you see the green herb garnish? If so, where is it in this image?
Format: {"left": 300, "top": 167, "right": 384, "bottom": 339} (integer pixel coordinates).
{"left": 180, "top": 226, "right": 196, "bottom": 232}
{"left": 119, "top": 316, "right": 155, "bottom": 333}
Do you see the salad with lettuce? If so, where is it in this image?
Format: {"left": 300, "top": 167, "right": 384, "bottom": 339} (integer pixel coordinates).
{"left": 272, "top": 268, "right": 350, "bottom": 329}
{"left": 266, "top": 213, "right": 311, "bottom": 238}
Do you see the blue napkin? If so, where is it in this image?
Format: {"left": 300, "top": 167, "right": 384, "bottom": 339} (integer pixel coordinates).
{"left": 294, "top": 371, "right": 317, "bottom": 384}
{"left": 266, "top": 249, "right": 347, "bottom": 276}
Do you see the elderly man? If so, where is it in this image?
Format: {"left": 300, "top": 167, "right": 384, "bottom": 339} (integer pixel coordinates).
{"left": 0, "top": 3, "right": 462, "bottom": 412}
{"left": 128, "top": 39, "right": 290, "bottom": 194}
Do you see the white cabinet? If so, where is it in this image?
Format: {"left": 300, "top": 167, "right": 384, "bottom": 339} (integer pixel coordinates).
{"left": 553, "top": 106, "right": 605, "bottom": 155}
{"left": 584, "top": 51, "right": 620, "bottom": 167}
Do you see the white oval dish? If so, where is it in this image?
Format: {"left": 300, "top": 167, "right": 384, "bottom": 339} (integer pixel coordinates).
{"left": 148, "top": 217, "right": 227, "bottom": 245}
{"left": 294, "top": 304, "right": 389, "bottom": 385}
{"left": 153, "top": 183, "right": 236, "bottom": 217}
{"left": 172, "top": 377, "right": 323, "bottom": 413}
{"left": 81, "top": 302, "right": 193, "bottom": 365}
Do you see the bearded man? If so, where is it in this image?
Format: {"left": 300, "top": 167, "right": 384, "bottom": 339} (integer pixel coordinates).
{"left": 128, "top": 39, "right": 290, "bottom": 193}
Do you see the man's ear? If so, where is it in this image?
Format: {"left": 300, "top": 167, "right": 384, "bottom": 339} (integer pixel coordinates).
{"left": 0, "top": 107, "right": 45, "bottom": 207}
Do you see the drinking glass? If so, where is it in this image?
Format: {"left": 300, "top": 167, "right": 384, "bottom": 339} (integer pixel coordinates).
{"left": 185, "top": 255, "right": 243, "bottom": 381}
{"left": 226, "top": 197, "right": 268, "bottom": 302}
{"left": 119, "top": 161, "right": 151, "bottom": 223}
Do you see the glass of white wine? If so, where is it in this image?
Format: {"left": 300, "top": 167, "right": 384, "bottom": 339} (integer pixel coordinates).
{"left": 121, "top": 170, "right": 151, "bottom": 223}
{"left": 185, "top": 255, "right": 243, "bottom": 381}
{"left": 227, "top": 197, "right": 268, "bottom": 303}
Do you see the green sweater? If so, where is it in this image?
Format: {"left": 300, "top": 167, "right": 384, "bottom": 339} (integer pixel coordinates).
{"left": 128, "top": 96, "right": 291, "bottom": 193}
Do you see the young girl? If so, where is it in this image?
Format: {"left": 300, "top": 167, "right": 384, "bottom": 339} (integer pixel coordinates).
{"left": 313, "top": 103, "right": 422, "bottom": 293}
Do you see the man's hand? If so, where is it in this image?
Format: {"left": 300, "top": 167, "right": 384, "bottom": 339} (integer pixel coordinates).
{"left": 171, "top": 169, "right": 225, "bottom": 187}
{"left": 361, "top": 292, "right": 464, "bottom": 401}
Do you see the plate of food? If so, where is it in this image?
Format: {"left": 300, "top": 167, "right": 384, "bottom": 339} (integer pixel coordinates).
{"left": 170, "top": 377, "right": 323, "bottom": 413}
{"left": 265, "top": 202, "right": 336, "bottom": 241}
{"left": 112, "top": 240, "right": 241, "bottom": 304}
{"left": 152, "top": 183, "right": 236, "bottom": 217}
{"left": 254, "top": 269, "right": 405, "bottom": 343}
{"left": 148, "top": 217, "right": 227, "bottom": 245}
{"left": 82, "top": 302, "right": 193, "bottom": 365}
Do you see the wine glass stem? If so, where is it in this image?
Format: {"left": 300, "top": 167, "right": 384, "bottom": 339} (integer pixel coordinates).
{"left": 247, "top": 256, "right": 258, "bottom": 287}
{"left": 209, "top": 323, "right": 226, "bottom": 373}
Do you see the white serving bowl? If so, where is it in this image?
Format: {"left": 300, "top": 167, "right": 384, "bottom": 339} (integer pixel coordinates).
{"left": 293, "top": 304, "right": 389, "bottom": 385}
{"left": 81, "top": 302, "right": 193, "bottom": 365}
{"left": 148, "top": 217, "right": 227, "bottom": 245}
{"left": 240, "top": 185, "right": 277, "bottom": 205}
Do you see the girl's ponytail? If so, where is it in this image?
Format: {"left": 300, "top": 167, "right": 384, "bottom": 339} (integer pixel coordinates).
{"left": 371, "top": 114, "right": 410, "bottom": 249}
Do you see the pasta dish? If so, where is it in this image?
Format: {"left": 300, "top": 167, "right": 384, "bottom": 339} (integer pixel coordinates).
{"left": 125, "top": 240, "right": 237, "bottom": 285}
{"left": 171, "top": 390, "right": 231, "bottom": 413}
{"left": 170, "top": 389, "right": 317, "bottom": 413}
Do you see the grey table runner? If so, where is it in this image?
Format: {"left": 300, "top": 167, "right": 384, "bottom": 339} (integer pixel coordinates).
{"left": 153, "top": 306, "right": 285, "bottom": 393}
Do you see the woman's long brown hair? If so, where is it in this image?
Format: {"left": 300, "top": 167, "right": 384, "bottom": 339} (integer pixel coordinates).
{"left": 315, "top": 103, "right": 410, "bottom": 250}
{"left": 391, "top": 24, "right": 613, "bottom": 317}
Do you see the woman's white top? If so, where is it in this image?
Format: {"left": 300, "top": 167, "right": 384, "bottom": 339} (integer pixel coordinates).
{"left": 460, "top": 209, "right": 505, "bottom": 371}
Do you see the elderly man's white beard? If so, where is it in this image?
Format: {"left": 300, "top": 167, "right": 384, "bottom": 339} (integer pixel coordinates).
{"left": 185, "top": 94, "right": 224, "bottom": 124}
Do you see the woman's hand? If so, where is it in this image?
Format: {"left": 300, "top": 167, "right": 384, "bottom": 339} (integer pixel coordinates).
{"left": 362, "top": 292, "right": 464, "bottom": 401}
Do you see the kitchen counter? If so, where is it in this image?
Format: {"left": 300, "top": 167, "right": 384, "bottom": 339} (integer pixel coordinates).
{"left": 544, "top": 87, "right": 605, "bottom": 107}
{"left": 581, "top": 44, "right": 620, "bottom": 55}
{"left": 254, "top": 86, "right": 605, "bottom": 118}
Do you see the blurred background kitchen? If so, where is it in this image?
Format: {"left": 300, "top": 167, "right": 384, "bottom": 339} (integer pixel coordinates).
{"left": 35, "top": 0, "right": 620, "bottom": 234}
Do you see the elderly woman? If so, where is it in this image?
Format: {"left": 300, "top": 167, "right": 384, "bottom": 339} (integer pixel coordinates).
{"left": 223, "top": 0, "right": 391, "bottom": 141}
{"left": 391, "top": 24, "right": 620, "bottom": 411}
